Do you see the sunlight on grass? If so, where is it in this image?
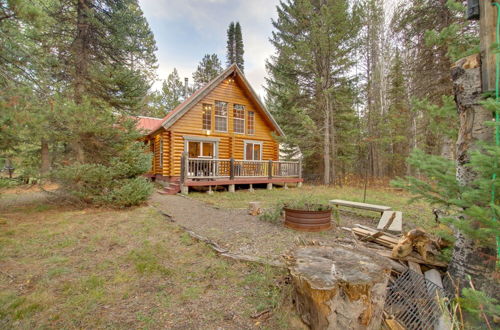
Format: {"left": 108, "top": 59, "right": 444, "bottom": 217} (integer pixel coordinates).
{"left": 0, "top": 198, "right": 301, "bottom": 328}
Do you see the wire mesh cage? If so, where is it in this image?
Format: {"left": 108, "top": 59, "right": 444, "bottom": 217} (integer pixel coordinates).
{"left": 385, "top": 269, "right": 453, "bottom": 330}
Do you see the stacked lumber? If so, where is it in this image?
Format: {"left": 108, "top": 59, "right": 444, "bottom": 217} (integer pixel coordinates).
{"left": 344, "top": 224, "right": 447, "bottom": 269}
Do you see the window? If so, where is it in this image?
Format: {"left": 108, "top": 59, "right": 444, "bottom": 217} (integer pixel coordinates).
{"left": 233, "top": 104, "right": 245, "bottom": 134}
{"left": 244, "top": 141, "right": 262, "bottom": 160}
{"left": 215, "top": 101, "right": 228, "bottom": 132}
{"left": 159, "top": 139, "right": 163, "bottom": 168}
{"left": 202, "top": 104, "right": 212, "bottom": 130}
{"left": 247, "top": 111, "right": 255, "bottom": 135}
{"left": 188, "top": 141, "right": 214, "bottom": 158}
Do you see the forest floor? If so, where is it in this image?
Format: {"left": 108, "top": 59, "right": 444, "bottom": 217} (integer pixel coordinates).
{"left": 0, "top": 187, "right": 305, "bottom": 329}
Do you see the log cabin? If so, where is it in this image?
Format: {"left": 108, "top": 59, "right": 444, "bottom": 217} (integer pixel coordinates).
{"left": 136, "top": 64, "right": 302, "bottom": 194}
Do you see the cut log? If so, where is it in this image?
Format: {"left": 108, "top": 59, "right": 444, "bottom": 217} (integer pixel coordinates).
{"left": 408, "top": 261, "right": 423, "bottom": 275}
{"left": 248, "top": 202, "right": 262, "bottom": 216}
{"left": 289, "top": 245, "right": 391, "bottom": 330}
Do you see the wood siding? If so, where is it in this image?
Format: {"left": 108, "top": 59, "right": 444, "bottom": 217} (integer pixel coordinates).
{"left": 159, "top": 78, "right": 280, "bottom": 176}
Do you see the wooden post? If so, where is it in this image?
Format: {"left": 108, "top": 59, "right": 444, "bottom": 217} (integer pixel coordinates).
{"left": 298, "top": 158, "right": 303, "bottom": 188}
{"left": 268, "top": 159, "right": 273, "bottom": 179}
{"left": 180, "top": 152, "right": 189, "bottom": 195}
{"left": 180, "top": 152, "right": 186, "bottom": 184}
{"left": 230, "top": 157, "right": 235, "bottom": 180}
{"left": 480, "top": 0, "right": 498, "bottom": 92}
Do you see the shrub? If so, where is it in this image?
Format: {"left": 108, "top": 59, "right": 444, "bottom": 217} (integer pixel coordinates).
{"left": 51, "top": 101, "right": 154, "bottom": 207}
{"left": 106, "top": 177, "right": 153, "bottom": 208}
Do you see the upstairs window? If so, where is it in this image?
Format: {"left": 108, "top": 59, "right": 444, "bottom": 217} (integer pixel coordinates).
{"left": 202, "top": 104, "right": 212, "bottom": 130}
{"left": 215, "top": 101, "right": 228, "bottom": 132}
{"left": 233, "top": 104, "right": 245, "bottom": 134}
{"left": 247, "top": 111, "right": 255, "bottom": 135}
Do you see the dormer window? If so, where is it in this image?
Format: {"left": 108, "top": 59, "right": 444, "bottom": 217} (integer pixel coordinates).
{"left": 233, "top": 104, "right": 245, "bottom": 134}
{"left": 215, "top": 101, "right": 228, "bottom": 132}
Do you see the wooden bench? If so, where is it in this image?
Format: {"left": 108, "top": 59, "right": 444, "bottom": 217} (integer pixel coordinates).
{"left": 329, "top": 199, "right": 392, "bottom": 214}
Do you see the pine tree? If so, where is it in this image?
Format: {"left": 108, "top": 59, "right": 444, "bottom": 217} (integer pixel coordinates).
{"left": 192, "top": 54, "right": 223, "bottom": 89}
{"left": 267, "top": 0, "right": 360, "bottom": 184}
{"left": 0, "top": 0, "right": 157, "bottom": 205}
{"left": 234, "top": 22, "right": 244, "bottom": 72}
{"left": 226, "top": 22, "right": 235, "bottom": 67}
{"left": 161, "top": 68, "right": 184, "bottom": 112}
{"left": 385, "top": 50, "right": 411, "bottom": 177}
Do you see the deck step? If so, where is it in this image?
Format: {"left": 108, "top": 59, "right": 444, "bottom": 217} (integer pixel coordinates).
{"left": 159, "top": 181, "right": 181, "bottom": 195}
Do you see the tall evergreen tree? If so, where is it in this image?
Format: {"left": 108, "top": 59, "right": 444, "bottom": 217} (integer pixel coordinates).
{"left": 192, "top": 54, "right": 223, "bottom": 89}
{"left": 234, "top": 22, "right": 244, "bottom": 72}
{"left": 267, "top": 0, "right": 360, "bottom": 184}
{"left": 161, "top": 68, "right": 184, "bottom": 111}
{"left": 226, "top": 22, "right": 235, "bottom": 67}
{"left": 0, "top": 0, "right": 158, "bottom": 206}
{"left": 385, "top": 49, "right": 411, "bottom": 177}
{"left": 226, "top": 21, "right": 244, "bottom": 71}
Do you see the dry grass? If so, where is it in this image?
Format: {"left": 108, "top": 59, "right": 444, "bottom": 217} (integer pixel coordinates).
{"left": 0, "top": 192, "right": 303, "bottom": 329}
{"left": 190, "top": 184, "right": 436, "bottom": 230}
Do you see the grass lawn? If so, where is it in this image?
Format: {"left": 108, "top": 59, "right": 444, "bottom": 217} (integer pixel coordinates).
{"left": 190, "top": 184, "right": 435, "bottom": 230}
{"left": 0, "top": 191, "right": 302, "bottom": 329}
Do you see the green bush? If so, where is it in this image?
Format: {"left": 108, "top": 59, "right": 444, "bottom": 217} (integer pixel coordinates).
{"left": 106, "top": 177, "right": 153, "bottom": 208}
{"left": 51, "top": 103, "right": 154, "bottom": 208}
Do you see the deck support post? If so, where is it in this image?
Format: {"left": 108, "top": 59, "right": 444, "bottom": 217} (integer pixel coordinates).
{"left": 297, "top": 182, "right": 303, "bottom": 188}
{"left": 230, "top": 158, "right": 235, "bottom": 180}
{"left": 207, "top": 185, "right": 214, "bottom": 195}
{"left": 267, "top": 183, "right": 273, "bottom": 190}
{"left": 249, "top": 184, "right": 254, "bottom": 192}
{"left": 181, "top": 185, "right": 189, "bottom": 195}
{"left": 284, "top": 183, "right": 289, "bottom": 189}
{"left": 228, "top": 184, "right": 235, "bottom": 193}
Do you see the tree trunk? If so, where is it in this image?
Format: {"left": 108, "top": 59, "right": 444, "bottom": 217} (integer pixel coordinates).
{"left": 328, "top": 95, "right": 336, "bottom": 185}
{"left": 323, "top": 97, "right": 331, "bottom": 185}
{"left": 40, "top": 138, "right": 50, "bottom": 176}
{"left": 449, "top": 55, "right": 498, "bottom": 298}
{"left": 74, "top": 0, "right": 91, "bottom": 104}
{"left": 289, "top": 245, "right": 390, "bottom": 330}
{"left": 71, "top": 0, "right": 92, "bottom": 163}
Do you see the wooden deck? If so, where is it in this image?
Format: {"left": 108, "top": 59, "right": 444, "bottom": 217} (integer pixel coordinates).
{"left": 179, "top": 155, "right": 302, "bottom": 192}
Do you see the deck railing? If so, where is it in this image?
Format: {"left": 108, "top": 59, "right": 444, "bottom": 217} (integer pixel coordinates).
{"left": 181, "top": 154, "right": 301, "bottom": 181}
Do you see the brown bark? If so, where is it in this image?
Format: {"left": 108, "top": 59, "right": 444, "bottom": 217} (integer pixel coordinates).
{"left": 71, "top": 0, "right": 92, "bottom": 163}
{"left": 289, "top": 245, "right": 390, "bottom": 330}
{"left": 449, "top": 54, "right": 498, "bottom": 298}
{"left": 40, "top": 138, "right": 50, "bottom": 176}
{"left": 323, "top": 95, "right": 331, "bottom": 185}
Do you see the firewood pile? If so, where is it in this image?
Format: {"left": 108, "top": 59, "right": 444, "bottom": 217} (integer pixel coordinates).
{"left": 341, "top": 224, "right": 452, "bottom": 330}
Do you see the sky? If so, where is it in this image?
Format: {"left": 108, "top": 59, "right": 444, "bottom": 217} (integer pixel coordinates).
{"left": 138, "top": 0, "right": 281, "bottom": 97}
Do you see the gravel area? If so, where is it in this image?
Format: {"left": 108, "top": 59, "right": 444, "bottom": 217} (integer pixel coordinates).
{"left": 149, "top": 193, "right": 378, "bottom": 264}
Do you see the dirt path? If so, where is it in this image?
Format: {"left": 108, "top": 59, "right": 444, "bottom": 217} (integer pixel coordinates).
{"left": 149, "top": 193, "right": 376, "bottom": 265}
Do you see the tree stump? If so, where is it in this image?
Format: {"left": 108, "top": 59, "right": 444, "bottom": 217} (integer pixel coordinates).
{"left": 248, "top": 202, "right": 262, "bottom": 216}
{"left": 289, "top": 245, "right": 390, "bottom": 330}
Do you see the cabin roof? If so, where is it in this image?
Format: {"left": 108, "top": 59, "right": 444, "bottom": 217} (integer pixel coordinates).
{"left": 136, "top": 116, "right": 163, "bottom": 133}
{"left": 142, "top": 64, "right": 284, "bottom": 136}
